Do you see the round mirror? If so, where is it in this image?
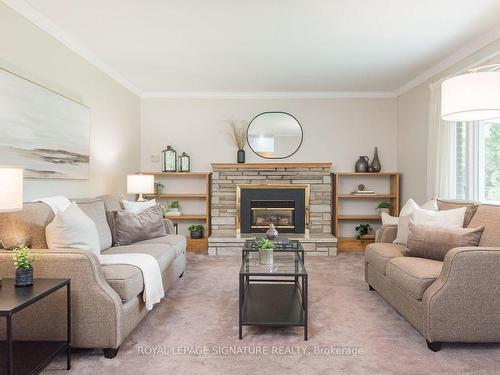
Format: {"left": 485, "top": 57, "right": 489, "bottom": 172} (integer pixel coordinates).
{"left": 247, "top": 112, "right": 303, "bottom": 159}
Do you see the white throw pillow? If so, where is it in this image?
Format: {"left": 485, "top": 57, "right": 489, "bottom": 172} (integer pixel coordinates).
{"left": 46, "top": 202, "right": 101, "bottom": 255}
{"left": 122, "top": 199, "right": 156, "bottom": 214}
{"left": 399, "top": 198, "right": 420, "bottom": 216}
{"left": 421, "top": 199, "right": 438, "bottom": 211}
{"left": 381, "top": 212, "right": 399, "bottom": 225}
{"left": 412, "top": 206, "right": 466, "bottom": 227}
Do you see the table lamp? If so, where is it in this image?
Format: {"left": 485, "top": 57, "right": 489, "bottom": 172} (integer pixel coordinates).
{"left": 127, "top": 174, "right": 154, "bottom": 202}
{"left": 0, "top": 166, "right": 24, "bottom": 286}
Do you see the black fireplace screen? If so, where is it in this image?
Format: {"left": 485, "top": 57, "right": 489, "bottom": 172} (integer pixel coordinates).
{"left": 240, "top": 188, "right": 306, "bottom": 233}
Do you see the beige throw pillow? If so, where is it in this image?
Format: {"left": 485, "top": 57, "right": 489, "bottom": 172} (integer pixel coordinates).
{"left": 114, "top": 205, "right": 166, "bottom": 246}
{"left": 436, "top": 199, "right": 479, "bottom": 227}
{"left": 405, "top": 222, "right": 484, "bottom": 261}
{"left": 45, "top": 202, "right": 101, "bottom": 255}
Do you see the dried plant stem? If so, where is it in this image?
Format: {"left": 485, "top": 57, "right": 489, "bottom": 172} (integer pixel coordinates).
{"left": 227, "top": 120, "right": 247, "bottom": 150}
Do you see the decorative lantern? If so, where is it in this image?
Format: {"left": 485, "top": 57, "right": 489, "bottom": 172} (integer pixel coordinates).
{"left": 161, "top": 146, "right": 177, "bottom": 172}
{"left": 178, "top": 152, "right": 191, "bottom": 172}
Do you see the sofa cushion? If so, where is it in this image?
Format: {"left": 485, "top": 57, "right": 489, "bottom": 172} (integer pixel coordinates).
{"left": 102, "top": 264, "right": 143, "bottom": 302}
{"left": 405, "top": 223, "right": 484, "bottom": 261}
{"left": 113, "top": 206, "right": 166, "bottom": 246}
{"left": 467, "top": 204, "right": 500, "bottom": 247}
{"left": 103, "top": 242, "right": 177, "bottom": 271}
{"left": 365, "top": 243, "right": 406, "bottom": 275}
{"left": 75, "top": 199, "right": 112, "bottom": 251}
{"left": 437, "top": 199, "right": 479, "bottom": 227}
{"left": 0, "top": 202, "right": 54, "bottom": 249}
{"left": 134, "top": 234, "right": 187, "bottom": 257}
{"left": 386, "top": 257, "right": 443, "bottom": 300}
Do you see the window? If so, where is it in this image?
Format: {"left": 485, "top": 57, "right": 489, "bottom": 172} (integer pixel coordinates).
{"left": 453, "top": 121, "right": 500, "bottom": 202}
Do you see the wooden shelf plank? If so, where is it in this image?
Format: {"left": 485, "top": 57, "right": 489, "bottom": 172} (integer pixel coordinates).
{"left": 338, "top": 215, "right": 381, "bottom": 221}
{"left": 335, "top": 172, "right": 399, "bottom": 176}
{"left": 145, "top": 193, "right": 207, "bottom": 199}
{"left": 164, "top": 215, "right": 207, "bottom": 221}
{"left": 338, "top": 194, "right": 396, "bottom": 199}
{"left": 211, "top": 163, "right": 332, "bottom": 169}
{"left": 337, "top": 237, "right": 375, "bottom": 252}
{"left": 140, "top": 172, "right": 210, "bottom": 177}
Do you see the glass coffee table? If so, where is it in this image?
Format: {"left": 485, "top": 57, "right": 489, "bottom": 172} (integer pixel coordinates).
{"left": 239, "top": 240, "right": 308, "bottom": 340}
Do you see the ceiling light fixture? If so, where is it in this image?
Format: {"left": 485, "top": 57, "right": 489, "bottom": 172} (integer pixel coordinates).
{"left": 441, "top": 64, "right": 500, "bottom": 121}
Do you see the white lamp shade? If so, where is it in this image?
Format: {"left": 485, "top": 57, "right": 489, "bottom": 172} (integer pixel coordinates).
{"left": 0, "top": 167, "right": 23, "bottom": 212}
{"left": 127, "top": 174, "right": 154, "bottom": 194}
{"left": 441, "top": 71, "right": 500, "bottom": 121}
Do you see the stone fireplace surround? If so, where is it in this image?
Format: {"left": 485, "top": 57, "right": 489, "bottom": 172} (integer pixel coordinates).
{"left": 209, "top": 163, "right": 337, "bottom": 256}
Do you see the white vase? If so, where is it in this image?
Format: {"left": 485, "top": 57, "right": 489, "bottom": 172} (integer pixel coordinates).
{"left": 258, "top": 248, "right": 274, "bottom": 265}
{"left": 379, "top": 208, "right": 390, "bottom": 215}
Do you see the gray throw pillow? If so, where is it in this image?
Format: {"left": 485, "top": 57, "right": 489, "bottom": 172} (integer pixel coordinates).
{"left": 113, "top": 205, "right": 166, "bottom": 246}
{"left": 405, "top": 222, "right": 484, "bottom": 261}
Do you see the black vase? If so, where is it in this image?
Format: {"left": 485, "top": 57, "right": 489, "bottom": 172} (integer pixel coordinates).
{"left": 237, "top": 149, "right": 245, "bottom": 163}
{"left": 15, "top": 268, "right": 33, "bottom": 287}
{"left": 370, "top": 147, "right": 381, "bottom": 173}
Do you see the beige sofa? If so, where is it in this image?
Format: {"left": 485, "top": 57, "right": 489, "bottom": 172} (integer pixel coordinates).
{"left": 0, "top": 196, "right": 186, "bottom": 358}
{"left": 365, "top": 201, "right": 500, "bottom": 351}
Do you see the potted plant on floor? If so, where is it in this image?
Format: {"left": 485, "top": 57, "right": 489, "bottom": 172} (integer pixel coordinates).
{"left": 188, "top": 224, "right": 204, "bottom": 239}
{"left": 256, "top": 238, "right": 274, "bottom": 265}
{"left": 13, "top": 245, "right": 40, "bottom": 287}
{"left": 376, "top": 201, "right": 391, "bottom": 215}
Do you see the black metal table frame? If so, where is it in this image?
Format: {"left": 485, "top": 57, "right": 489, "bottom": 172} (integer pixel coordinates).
{"left": 239, "top": 247, "right": 308, "bottom": 340}
{"left": 1, "top": 279, "right": 71, "bottom": 375}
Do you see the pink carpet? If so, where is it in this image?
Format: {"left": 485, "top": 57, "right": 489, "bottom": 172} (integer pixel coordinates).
{"left": 48, "top": 253, "right": 500, "bottom": 374}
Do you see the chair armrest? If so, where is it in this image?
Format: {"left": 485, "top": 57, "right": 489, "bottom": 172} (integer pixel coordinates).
{"left": 375, "top": 224, "right": 397, "bottom": 243}
{"left": 422, "top": 246, "right": 500, "bottom": 342}
{"left": 0, "top": 248, "right": 123, "bottom": 348}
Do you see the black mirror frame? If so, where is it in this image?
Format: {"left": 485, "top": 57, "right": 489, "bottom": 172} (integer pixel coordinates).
{"left": 246, "top": 111, "right": 304, "bottom": 159}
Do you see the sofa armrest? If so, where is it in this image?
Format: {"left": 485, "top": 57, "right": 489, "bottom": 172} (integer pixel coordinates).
{"left": 0, "top": 248, "right": 124, "bottom": 348}
{"left": 163, "top": 218, "right": 176, "bottom": 234}
{"left": 422, "top": 246, "right": 500, "bottom": 343}
{"left": 375, "top": 224, "right": 397, "bottom": 243}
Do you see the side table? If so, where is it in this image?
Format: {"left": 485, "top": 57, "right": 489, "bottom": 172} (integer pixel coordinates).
{"left": 0, "top": 278, "right": 71, "bottom": 375}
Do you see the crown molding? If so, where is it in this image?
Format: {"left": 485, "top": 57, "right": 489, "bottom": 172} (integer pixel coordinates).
{"left": 3, "top": 0, "right": 141, "bottom": 96}
{"left": 141, "top": 91, "right": 397, "bottom": 99}
{"left": 395, "top": 25, "right": 500, "bottom": 96}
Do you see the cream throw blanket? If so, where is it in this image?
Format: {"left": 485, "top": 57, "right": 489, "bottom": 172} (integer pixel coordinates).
{"left": 98, "top": 253, "right": 165, "bottom": 310}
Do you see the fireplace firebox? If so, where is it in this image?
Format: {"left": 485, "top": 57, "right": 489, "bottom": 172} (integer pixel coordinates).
{"left": 237, "top": 184, "right": 310, "bottom": 234}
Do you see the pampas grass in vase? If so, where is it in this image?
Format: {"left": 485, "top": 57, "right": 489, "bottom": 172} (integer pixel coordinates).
{"left": 227, "top": 120, "right": 248, "bottom": 163}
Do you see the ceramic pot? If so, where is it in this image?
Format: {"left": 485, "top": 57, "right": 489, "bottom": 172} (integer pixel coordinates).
{"left": 259, "top": 248, "right": 274, "bottom": 265}
{"left": 190, "top": 231, "right": 203, "bottom": 239}
{"left": 355, "top": 156, "right": 370, "bottom": 172}
{"left": 15, "top": 268, "right": 33, "bottom": 287}
{"left": 237, "top": 149, "right": 245, "bottom": 163}
{"left": 378, "top": 208, "right": 390, "bottom": 215}
{"left": 265, "top": 224, "right": 279, "bottom": 239}
{"left": 370, "top": 147, "right": 381, "bottom": 172}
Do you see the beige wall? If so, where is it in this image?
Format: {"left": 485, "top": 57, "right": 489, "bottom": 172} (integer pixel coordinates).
{"left": 0, "top": 3, "right": 141, "bottom": 201}
{"left": 397, "top": 40, "right": 500, "bottom": 204}
{"left": 141, "top": 97, "right": 398, "bottom": 172}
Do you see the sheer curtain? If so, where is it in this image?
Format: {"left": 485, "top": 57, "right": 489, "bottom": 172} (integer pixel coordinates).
{"left": 426, "top": 81, "right": 456, "bottom": 200}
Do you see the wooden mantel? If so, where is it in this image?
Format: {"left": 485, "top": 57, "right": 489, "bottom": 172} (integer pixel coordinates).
{"left": 211, "top": 162, "right": 332, "bottom": 169}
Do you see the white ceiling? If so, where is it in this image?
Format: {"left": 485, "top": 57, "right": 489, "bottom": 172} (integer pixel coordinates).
{"left": 10, "top": 0, "right": 500, "bottom": 95}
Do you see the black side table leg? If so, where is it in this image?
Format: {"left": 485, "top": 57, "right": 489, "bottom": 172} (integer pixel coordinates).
{"left": 303, "top": 275, "right": 308, "bottom": 341}
{"left": 66, "top": 282, "right": 72, "bottom": 370}
{"left": 6, "top": 314, "right": 13, "bottom": 375}
{"left": 239, "top": 274, "right": 243, "bottom": 339}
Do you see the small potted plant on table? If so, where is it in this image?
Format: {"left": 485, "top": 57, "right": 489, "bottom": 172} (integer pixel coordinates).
{"left": 188, "top": 224, "right": 204, "bottom": 239}
{"left": 13, "top": 245, "right": 40, "bottom": 287}
{"left": 256, "top": 238, "right": 274, "bottom": 265}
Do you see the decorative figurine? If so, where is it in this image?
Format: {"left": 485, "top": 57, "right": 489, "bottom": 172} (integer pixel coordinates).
{"left": 266, "top": 223, "right": 279, "bottom": 240}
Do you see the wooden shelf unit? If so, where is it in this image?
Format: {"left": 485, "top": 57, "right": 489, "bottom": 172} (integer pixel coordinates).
{"left": 332, "top": 172, "right": 400, "bottom": 252}
{"left": 143, "top": 171, "right": 212, "bottom": 252}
